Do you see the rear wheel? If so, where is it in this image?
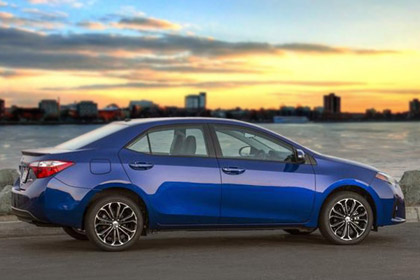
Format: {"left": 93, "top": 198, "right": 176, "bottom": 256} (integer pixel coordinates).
{"left": 283, "top": 228, "right": 316, "bottom": 235}
{"left": 62, "top": 227, "right": 88, "bottom": 241}
{"left": 85, "top": 194, "right": 143, "bottom": 251}
{"left": 319, "top": 191, "right": 373, "bottom": 245}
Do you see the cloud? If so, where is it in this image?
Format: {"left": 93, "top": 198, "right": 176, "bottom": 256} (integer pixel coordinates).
{"left": 0, "top": 27, "right": 400, "bottom": 75}
{"left": 77, "top": 21, "right": 106, "bottom": 30}
{"left": 0, "top": 12, "right": 65, "bottom": 30}
{"left": 0, "top": 68, "right": 41, "bottom": 78}
{"left": 27, "top": 0, "right": 83, "bottom": 8}
{"left": 339, "top": 88, "right": 420, "bottom": 95}
{"left": 0, "top": 12, "right": 13, "bottom": 18}
{"left": 276, "top": 43, "right": 397, "bottom": 55}
{"left": 0, "top": 27, "right": 398, "bottom": 59}
{"left": 111, "top": 16, "right": 181, "bottom": 31}
{"left": 42, "top": 79, "right": 365, "bottom": 91}
{"left": 0, "top": 1, "right": 7, "bottom": 6}
{"left": 0, "top": 69, "right": 17, "bottom": 77}
{"left": 23, "top": 8, "right": 68, "bottom": 21}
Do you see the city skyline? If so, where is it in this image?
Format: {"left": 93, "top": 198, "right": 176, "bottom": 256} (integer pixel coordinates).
{"left": 1, "top": 92, "right": 419, "bottom": 115}
{"left": 1, "top": 1, "right": 420, "bottom": 112}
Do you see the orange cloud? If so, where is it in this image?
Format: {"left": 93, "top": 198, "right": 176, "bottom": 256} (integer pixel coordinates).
{"left": 111, "top": 16, "right": 181, "bottom": 31}
{"left": 0, "top": 11, "right": 13, "bottom": 18}
{"left": 77, "top": 21, "right": 106, "bottom": 30}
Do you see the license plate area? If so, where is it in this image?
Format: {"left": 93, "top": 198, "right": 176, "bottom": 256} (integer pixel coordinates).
{"left": 20, "top": 167, "right": 29, "bottom": 184}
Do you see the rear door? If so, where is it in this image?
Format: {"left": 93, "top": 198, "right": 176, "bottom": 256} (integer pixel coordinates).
{"left": 119, "top": 124, "right": 221, "bottom": 226}
{"left": 210, "top": 124, "right": 316, "bottom": 224}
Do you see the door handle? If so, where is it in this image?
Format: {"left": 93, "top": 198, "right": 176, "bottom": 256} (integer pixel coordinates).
{"left": 222, "top": 167, "right": 245, "bottom": 175}
{"left": 129, "top": 162, "right": 154, "bottom": 170}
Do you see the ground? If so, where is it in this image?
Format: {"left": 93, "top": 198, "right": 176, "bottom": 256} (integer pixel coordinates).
{"left": 0, "top": 223, "right": 418, "bottom": 280}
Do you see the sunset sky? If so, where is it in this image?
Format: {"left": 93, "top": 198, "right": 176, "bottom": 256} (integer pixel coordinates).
{"left": 1, "top": 0, "right": 420, "bottom": 112}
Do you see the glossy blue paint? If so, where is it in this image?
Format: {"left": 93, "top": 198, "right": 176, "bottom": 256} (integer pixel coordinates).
{"left": 217, "top": 159, "right": 315, "bottom": 224}
{"left": 11, "top": 117, "right": 405, "bottom": 232}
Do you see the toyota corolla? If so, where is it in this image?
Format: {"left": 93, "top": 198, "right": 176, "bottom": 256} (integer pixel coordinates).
{"left": 12, "top": 118, "right": 405, "bottom": 251}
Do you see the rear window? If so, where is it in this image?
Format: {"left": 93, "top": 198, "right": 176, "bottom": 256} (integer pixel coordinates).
{"left": 56, "top": 123, "right": 126, "bottom": 150}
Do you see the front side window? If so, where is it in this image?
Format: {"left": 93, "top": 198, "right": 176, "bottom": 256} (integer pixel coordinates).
{"left": 127, "top": 126, "right": 209, "bottom": 157}
{"left": 214, "top": 125, "right": 295, "bottom": 162}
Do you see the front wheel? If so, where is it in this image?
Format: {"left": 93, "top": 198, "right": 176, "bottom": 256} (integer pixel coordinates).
{"left": 85, "top": 194, "right": 144, "bottom": 251}
{"left": 319, "top": 191, "right": 373, "bottom": 245}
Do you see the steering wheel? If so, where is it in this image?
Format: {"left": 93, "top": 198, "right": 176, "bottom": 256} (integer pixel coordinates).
{"left": 239, "top": 145, "right": 251, "bottom": 157}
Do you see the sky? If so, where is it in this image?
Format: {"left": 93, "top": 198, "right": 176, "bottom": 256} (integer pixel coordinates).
{"left": 1, "top": 0, "right": 420, "bottom": 112}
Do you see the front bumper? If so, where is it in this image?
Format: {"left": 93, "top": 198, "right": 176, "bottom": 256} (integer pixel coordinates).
{"left": 370, "top": 177, "right": 406, "bottom": 226}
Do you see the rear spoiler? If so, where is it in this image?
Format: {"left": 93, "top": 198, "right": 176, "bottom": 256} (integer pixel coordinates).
{"left": 21, "top": 148, "right": 74, "bottom": 156}
{"left": 21, "top": 150, "right": 46, "bottom": 156}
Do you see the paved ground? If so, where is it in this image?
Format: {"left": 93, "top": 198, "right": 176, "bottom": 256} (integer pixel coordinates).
{"left": 0, "top": 223, "right": 419, "bottom": 280}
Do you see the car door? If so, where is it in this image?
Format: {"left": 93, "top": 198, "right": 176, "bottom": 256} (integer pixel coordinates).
{"left": 118, "top": 124, "right": 221, "bottom": 226}
{"left": 209, "top": 124, "right": 316, "bottom": 225}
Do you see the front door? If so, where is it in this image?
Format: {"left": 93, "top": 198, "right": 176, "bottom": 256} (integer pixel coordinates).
{"left": 119, "top": 124, "right": 221, "bottom": 226}
{"left": 210, "top": 124, "right": 316, "bottom": 225}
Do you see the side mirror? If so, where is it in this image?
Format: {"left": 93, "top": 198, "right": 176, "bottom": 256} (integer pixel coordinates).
{"left": 295, "top": 149, "right": 306, "bottom": 163}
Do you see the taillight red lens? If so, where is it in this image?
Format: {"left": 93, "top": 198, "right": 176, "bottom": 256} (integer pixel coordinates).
{"left": 29, "top": 160, "right": 74, "bottom": 178}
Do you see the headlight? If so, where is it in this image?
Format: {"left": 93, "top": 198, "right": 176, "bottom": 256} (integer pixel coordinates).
{"left": 375, "top": 172, "right": 397, "bottom": 186}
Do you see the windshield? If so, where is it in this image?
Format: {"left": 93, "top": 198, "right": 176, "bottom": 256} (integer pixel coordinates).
{"left": 56, "top": 123, "right": 126, "bottom": 150}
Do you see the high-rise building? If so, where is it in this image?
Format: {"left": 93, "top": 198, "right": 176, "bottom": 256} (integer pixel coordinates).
{"left": 77, "top": 101, "right": 98, "bottom": 118}
{"left": 185, "top": 92, "right": 206, "bottom": 110}
{"left": 409, "top": 98, "right": 420, "bottom": 117}
{"left": 0, "top": 99, "right": 4, "bottom": 119}
{"left": 323, "top": 93, "right": 341, "bottom": 114}
{"left": 39, "top": 99, "right": 59, "bottom": 118}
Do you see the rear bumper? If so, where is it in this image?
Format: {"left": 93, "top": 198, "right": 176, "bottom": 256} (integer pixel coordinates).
{"left": 10, "top": 206, "right": 56, "bottom": 227}
{"left": 11, "top": 177, "right": 97, "bottom": 228}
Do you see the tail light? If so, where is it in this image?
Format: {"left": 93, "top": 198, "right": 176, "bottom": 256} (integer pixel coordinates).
{"left": 29, "top": 160, "right": 74, "bottom": 178}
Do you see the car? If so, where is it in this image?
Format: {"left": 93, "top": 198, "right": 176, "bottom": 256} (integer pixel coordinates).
{"left": 11, "top": 117, "right": 405, "bottom": 251}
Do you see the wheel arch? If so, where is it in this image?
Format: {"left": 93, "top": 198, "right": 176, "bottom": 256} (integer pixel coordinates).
{"left": 81, "top": 182, "right": 152, "bottom": 233}
{"left": 320, "top": 180, "right": 381, "bottom": 228}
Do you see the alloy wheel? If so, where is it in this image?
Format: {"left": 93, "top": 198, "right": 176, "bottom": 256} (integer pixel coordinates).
{"left": 94, "top": 202, "right": 138, "bottom": 247}
{"left": 328, "top": 198, "right": 368, "bottom": 241}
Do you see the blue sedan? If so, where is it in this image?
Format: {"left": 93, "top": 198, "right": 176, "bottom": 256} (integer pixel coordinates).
{"left": 12, "top": 118, "right": 405, "bottom": 251}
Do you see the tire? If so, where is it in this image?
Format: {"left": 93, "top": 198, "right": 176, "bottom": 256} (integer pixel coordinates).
{"left": 283, "top": 228, "right": 316, "bottom": 235}
{"left": 319, "top": 191, "right": 373, "bottom": 245}
{"left": 63, "top": 227, "right": 88, "bottom": 240}
{"left": 84, "top": 194, "right": 144, "bottom": 251}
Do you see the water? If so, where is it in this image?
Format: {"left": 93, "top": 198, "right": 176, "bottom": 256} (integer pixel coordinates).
{"left": 0, "top": 122, "right": 419, "bottom": 178}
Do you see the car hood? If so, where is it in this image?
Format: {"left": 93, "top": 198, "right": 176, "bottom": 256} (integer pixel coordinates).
{"left": 317, "top": 154, "right": 379, "bottom": 173}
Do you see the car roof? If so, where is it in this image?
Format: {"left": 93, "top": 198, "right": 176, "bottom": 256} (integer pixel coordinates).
{"left": 114, "top": 117, "right": 253, "bottom": 127}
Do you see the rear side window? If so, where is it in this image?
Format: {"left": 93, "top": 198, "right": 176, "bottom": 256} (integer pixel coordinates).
{"left": 127, "top": 126, "right": 209, "bottom": 157}
{"left": 56, "top": 123, "right": 126, "bottom": 150}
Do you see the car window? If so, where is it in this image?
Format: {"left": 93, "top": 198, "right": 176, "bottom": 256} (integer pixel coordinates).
{"left": 56, "top": 123, "right": 126, "bottom": 150}
{"left": 214, "top": 125, "right": 295, "bottom": 162}
{"left": 127, "top": 126, "right": 209, "bottom": 157}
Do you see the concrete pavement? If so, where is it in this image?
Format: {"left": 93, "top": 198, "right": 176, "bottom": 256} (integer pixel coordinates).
{"left": 0, "top": 223, "right": 419, "bottom": 280}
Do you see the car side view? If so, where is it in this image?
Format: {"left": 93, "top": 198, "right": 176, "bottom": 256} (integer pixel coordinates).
{"left": 11, "top": 118, "right": 405, "bottom": 251}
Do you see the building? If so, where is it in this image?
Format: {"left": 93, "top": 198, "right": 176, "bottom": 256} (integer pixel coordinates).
{"left": 409, "top": 98, "right": 420, "bottom": 117}
{"left": 99, "top": 104, "right": 122, "bottom": 122}
{"left": 77, "top": 101, "right": 98, "bottom": 118}
{"left": 10, "top": 106, "right": 43, "bottom": 121}
{"left": 0, "top": 99, "right": 4, "bottom": 119}
{"left": 185, "top": 92, "right": 206, "bottom": 110}
{"left": 39, "top": 99, "right": 59, "bottom": 119}
{"left": 129, "top": 100, "right": 156, "bottom": 111}
{"left": 323, "top": 93, "right": 341, "bottom": 114}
